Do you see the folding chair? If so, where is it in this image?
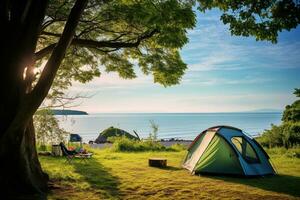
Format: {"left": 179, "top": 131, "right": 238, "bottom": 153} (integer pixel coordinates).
{"left": 59, "top": 142, "right": 78, "bottom": 163}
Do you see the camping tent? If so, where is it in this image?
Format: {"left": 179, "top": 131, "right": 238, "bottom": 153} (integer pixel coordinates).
{"left": 182, "top": 126, "right": 275, "bottom": 176}
{"left": 68, "top": 133, "right": 82, "bottom": 148}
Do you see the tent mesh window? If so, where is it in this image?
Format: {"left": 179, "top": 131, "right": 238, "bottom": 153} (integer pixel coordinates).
{"left": 231, "top": 137, "right": 259, "bottom": 163}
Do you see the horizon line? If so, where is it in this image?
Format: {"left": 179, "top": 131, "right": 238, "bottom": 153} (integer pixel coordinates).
{"left": 86, "top": 111, "right": 283, "bottom": 114}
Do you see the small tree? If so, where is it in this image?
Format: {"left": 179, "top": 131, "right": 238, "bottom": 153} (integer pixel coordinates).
{"left": 149, "top": 120, "right": 159, "bottom": 141}
{"left": 34, "top": 109, "right": 69, "bottom": 150}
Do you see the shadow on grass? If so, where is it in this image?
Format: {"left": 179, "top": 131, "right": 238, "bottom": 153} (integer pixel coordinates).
{"left": 210, "top": 174, "right": 300, "bottom": 197}
{"left": 72, "top": 158, "right": 120, "bottom": 199}
{"left": 161, "top": 166, "right": 181, "bottom": 171}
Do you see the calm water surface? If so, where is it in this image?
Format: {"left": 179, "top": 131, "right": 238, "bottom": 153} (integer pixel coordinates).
{"left": 57, "top": 113, "right": 282, "bottom": 142}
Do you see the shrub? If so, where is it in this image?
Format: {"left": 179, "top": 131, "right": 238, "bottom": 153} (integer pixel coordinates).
{"left": 259, "top": 122, "right": 300, "bottom": 149}
{"left": 108, "top": 136, "right": 184, "bottom": 152}
{"left": 258, "top": 124, "right": 285, "bottom": 148}
{"left": 169, "top": 143, "right": 187, "bottom": 151}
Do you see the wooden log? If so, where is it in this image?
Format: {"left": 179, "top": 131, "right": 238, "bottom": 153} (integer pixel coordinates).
{"left": 148, "top": 158, "right": 167, "bottom": 168}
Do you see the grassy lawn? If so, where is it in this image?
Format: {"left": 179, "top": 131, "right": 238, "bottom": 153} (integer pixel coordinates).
{"left": 40, "top": 148, "right": 300, "bottom": 200}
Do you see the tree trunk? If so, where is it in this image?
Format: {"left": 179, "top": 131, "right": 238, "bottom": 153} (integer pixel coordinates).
{"left": 0, "top": 42, "right": 49, "bottom": 196}
{"left": 0, "top": 0, "right": 87, "bottom": 196}
{"left": 0, "top": 119, "right": 49, "bottom": 197}
{"left": 0, "top": 0, "right": 49, "bottom": 196}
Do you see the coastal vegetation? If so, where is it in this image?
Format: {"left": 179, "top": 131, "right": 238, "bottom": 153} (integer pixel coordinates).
{"left": 257, "top": 89, "right": 300, "bottom": 149}
{"left": 95, "top": 122, "right": 185, "bottom": 152}
{"left": 40, "top": 147, "right": 300, "bottom": 199}
{"left": 109, "top": 136, "right": 185, "bottom": 152}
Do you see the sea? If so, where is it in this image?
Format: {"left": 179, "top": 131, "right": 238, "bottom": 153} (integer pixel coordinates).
{"left": 56, "top": 112, "right": 282, "bottom": 142}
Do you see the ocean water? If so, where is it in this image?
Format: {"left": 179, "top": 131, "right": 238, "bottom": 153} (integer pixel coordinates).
{"left": 57, "top": 113, "right": 282, "bottom": 142}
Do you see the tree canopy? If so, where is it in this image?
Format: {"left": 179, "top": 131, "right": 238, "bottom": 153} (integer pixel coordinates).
{"left": 199, "top": 0, "right": 300, "bottom": 43}
{"left": 36, "top": 0, "right": 195, "bottom": 93}
{"left": 35, "top": 0, "right": 300, "bottom": 102}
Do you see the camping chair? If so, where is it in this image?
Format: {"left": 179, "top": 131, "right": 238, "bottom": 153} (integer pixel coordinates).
{"left": 59, "top": 142, "right": 78, "bottom": 163}
{"left": 59, "top": 142, "right": 93, "bottom": 164}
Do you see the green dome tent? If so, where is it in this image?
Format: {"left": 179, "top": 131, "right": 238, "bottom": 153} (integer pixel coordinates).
{"left": 182, "top": 126, "right": 275, "bottom": 176}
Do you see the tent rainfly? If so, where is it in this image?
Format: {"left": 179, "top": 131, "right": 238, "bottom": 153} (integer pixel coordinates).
{"left": 182, "top": 126, "right": 276, "bottom": 176}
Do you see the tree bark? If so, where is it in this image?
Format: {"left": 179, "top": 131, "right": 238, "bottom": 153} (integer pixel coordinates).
{"left": 0, "top": 0, "right": 49, "bottom": 196}
{"left": 0, "top": 120, "right": 49, "bottom": 197}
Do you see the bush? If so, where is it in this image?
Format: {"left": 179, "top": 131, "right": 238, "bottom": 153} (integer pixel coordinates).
{"left": 108, "top": 136, "right": 184, "bottom": 152}
{"left": 258, "top": 124, "right": 285, "bottom": 148}
{"left": 259, "top": 122, "right": 300, "bottom": 148}
{"left": 169, "top": 143, "right": 187, "bottom": 151}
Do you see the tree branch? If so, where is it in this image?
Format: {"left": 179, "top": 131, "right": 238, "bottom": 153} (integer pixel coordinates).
{"left": 35, "top": 43, "right": 56, "bottom": 60}
{"left": 35, "top": 29, "right": 158, "bottom": 60}
{"left": 25, "top": 0, "right": 88, "bottom": 117}
{"left": 40, "top": 92, "right": 93, "bottom": 110}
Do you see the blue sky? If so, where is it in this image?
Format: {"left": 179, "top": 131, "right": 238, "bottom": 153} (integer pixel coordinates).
{"left": 71, "top": 9, "right": 300, "bottom": 113}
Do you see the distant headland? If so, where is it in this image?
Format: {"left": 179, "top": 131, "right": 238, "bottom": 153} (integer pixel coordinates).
{"left": 49, "top": 109, "right": 88, "bottom": 115}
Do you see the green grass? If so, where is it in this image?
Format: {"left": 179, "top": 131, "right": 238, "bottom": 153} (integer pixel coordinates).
{"left": 40, "top": 147, "right": 300, "bottom": 200}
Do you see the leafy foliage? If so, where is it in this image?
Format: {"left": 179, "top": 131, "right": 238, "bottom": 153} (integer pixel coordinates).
{"left": 294, "top": 88, "right": 300, "bottom": 97}
{"left": 258, "top": 88, "right": 300, "bottom": 148}
{"left": 258, "top": 122, "right": 300, "bottom": 148}
{"left": 282, "top": 89, "right": 300, "bottom": 122}
{"left": 197, "top": 0, "right": 300, "bottom": 43}
{"left": 36, "top": 0, "right": 196, "bottom": 91}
